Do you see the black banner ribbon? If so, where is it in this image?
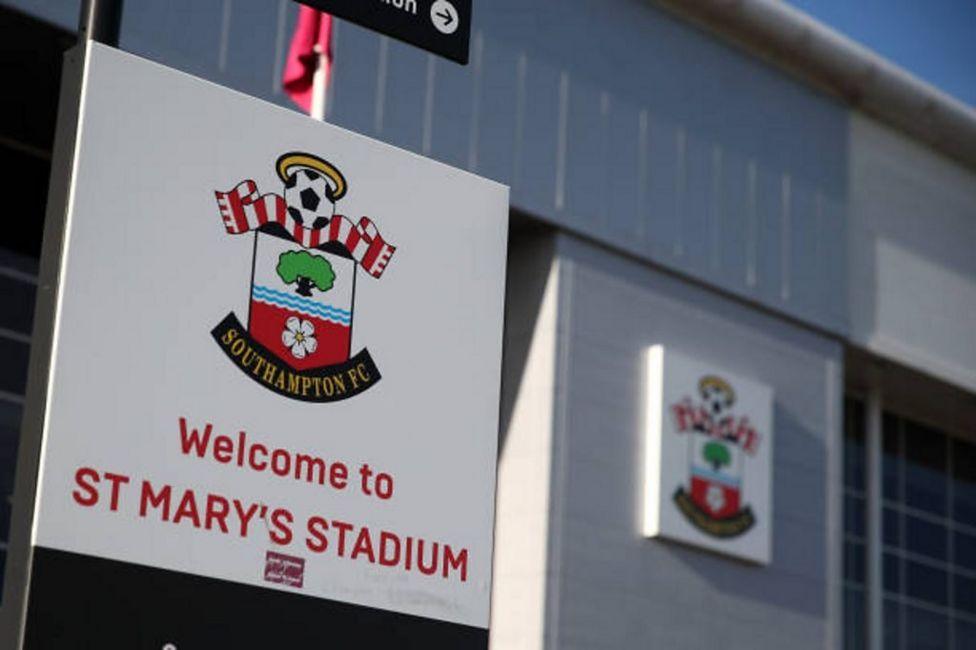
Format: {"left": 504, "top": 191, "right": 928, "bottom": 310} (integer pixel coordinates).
{"left": 212, "top": 313, "right": 380, "bottom": 402}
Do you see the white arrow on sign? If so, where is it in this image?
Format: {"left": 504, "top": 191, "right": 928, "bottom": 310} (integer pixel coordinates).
{"left": 430, "top": 0, "right": 460, "bottom": 35}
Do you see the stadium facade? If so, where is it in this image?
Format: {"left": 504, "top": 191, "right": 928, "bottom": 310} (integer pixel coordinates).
{"left": 0, "top": 1, "right": 974, "bottom": 648}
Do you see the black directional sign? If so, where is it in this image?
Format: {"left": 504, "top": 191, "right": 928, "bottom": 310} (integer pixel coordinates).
{"left": 296, "top": 0, "right": 472, "bottom": 65}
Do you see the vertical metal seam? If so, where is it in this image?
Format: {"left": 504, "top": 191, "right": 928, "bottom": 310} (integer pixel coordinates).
{"left": 746, "top": 160, "right": 758, "bottom": 288}
{"left": 512, "top": 53, "right": 527, "bottom": 193}
{"left": 554, "top": 71, "right": 569, "bottom": 212}
{"left": 325, "top": 17, "right": 340, "bottom": 119}
{"left": 781, "top": 173, "right": 792, "bottom": 302}
{"left": 271, "top": 0, "right": 287, "bottom": 95}
{"left": 218, "top": 0, "right": 233, "bottom": 72}
{"left": 422, "top": 54, "right": 436, "bottom": 155}
{"left": 598, "top": 91, "right": 611, "bottom": 227}
{"left": 374, "top": 36, "right": 389, "bottom": 135}
{"left": 636, "top": 109, "right": 648, "bottom": 245}
{"left": 710, "top": 144, "right": 723, "bottom": 272}
{"left": 673, "top": 126, "right": 686, "bottom": 258}
{"left": 467, "top": 31, "right": 484, "bottom": 171}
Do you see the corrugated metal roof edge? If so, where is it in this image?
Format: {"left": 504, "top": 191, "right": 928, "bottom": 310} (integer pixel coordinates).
{"left": 652, "top": 0, "right": 976, "bottom": 171}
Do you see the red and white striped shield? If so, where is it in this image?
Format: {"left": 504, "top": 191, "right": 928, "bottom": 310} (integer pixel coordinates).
{"left": 688, "top": 435, "right": 743, "bottom": 519}
{"left": 248, "top": 231, "right": 355, "bottom": 370}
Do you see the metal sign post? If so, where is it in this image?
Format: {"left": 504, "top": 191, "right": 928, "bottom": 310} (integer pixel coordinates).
{"left": 78, "top": 0, "right": 124, "bottom": 46}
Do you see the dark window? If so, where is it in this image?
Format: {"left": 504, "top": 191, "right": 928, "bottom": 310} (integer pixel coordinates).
{"left": 904, "top": 516, "right": 946, "bottom": 561}
{"left": 904, "top": 422, "right": 947, "bottom": 515}
{"left": 954, "top": 439, "right": 976, "bottom": 525}
{"left": 904, "top": 606, "right": 947, "bottom": 650}
{"left": 862, "top": 407, "right": 976, "bottom": 649}
{"left": 844, "top": 586, "right": 866, "bottom": 650}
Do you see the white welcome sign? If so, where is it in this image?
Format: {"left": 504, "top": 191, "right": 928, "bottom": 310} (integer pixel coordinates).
{"left": 10, "top": 42, "right": 507, "bottom": 647}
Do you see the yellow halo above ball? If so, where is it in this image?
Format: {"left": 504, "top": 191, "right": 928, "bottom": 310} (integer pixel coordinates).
{"left": 698, "top": 375, "right": 736, "bottom": 406}
{"left": 276, "top": 152, "right": 347, "bottom": 202}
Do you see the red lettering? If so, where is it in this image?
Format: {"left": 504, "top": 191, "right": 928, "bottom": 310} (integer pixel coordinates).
{"left": 379, "top": 531, "right": 400, "bottom": 567}
{"left": 179, "top": 418, "right": 212, "bottom": 456}
{"left": 173, "top": 489, "right": 201, "bottom": 528}
{"left": 306, "top": 516, "right": 329, "bottom": 553}
{"left": 375, "top": 473, "right": 394, "bottom": 500}
{"left": 72, "top": 467, "right": 99, "bottom": 506}
{"left": 443, "top": 545, "right": 468, "bottom": 582}
{"left": 359, "top": 464, "right": 373, "bottom": 496}
{"left": 271, "top": 449, "right": 291, "bottom": 477}
{"left": 139, "top": 481, "right": 172, "bottom": 519}
{"left": 205, "top": 494, "right": 230, "bottom": 533}
{"left": 249, "top": 443, "right": 268, "bottom": 471}
{"left": 294, "top": 453, "right": 326, "bottom": 484}
{"left": 332, "top": 520, "right": 353, "bottom": 556}
{"left": 417, "top": 540, "right": 439, "bottom": 576}
{"left": 232, "top": 500, "right": 260, "bottom": 537}
{"left": 213, "top": 436, "right": 234, "bottom": 463}
{"left": 236, "top": 430, "right": 247, "bottom": 467}
{"left": 350, "top": 526, "right": 376, "bottom": 563}
{"left": 103, "top": 472, "right": 130, "bottom": 511}
{"left": 269, "top": 508, "right": 293, "bottom": 545}
{"left": 331, "top": 463, "right": 348, "bottom": 489}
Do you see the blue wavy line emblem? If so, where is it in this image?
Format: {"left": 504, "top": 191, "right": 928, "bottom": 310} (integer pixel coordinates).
{"left": 252, "top": 285, "right": 352, "bottom": 324}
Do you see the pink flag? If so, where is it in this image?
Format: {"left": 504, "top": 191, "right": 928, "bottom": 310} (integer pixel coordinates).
{"left": 282, "top": 7, "right": 333, "bottom": 115}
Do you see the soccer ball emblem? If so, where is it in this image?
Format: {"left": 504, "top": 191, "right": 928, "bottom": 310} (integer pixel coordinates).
{"left": 699, "top": 375, "right": 735, "bottom": 417}
{"left": 284, "top": 168, "right": 334, "bottom": 229}
{"left": 276, "top": 152, "right": 348, "bottom": 231}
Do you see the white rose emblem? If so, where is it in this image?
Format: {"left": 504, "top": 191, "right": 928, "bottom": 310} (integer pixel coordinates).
{"left": 282, "top": 316, "right": 318, "bottom": 359}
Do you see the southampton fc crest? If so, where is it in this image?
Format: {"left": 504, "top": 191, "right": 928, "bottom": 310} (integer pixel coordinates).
{"left": 670, "top": 375, "right": 761, "bottom": 538}
{"left": 210, "top": 152, "right": 395, "bottom": 402}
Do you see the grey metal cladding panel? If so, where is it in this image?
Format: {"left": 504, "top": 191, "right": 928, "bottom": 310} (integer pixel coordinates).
{"left": 554, "top": 527, "right": 825, "bottom": 649}
{"left": 330, "top": 22, "right": 382, "bottom": 136}
{"left": 376, "top": 40, "right": 428, "bottom": 153}
{"left": 107, "top": 0, "right": 849, "bottom": 333}
{"left": 428, "top": 38, "right": 478, "bottom": 170}
{"left": 553, "top": 235, "right": 839, "bottom": 648}
{"left": 473, "top": 40, "right": 520, "bottom": 189}
{"left": 303, "top": 2, "right": 854, "bottom": 331}
{"left": 221, "top": 0, "right": 287, "bottom": 96}
{"left": 121, "top": 0, "right": 227, "bottom": 85}
{"left": 604, "top": 102, "right": 643, "bottom": 243}
{"left": 118, "top": 0, "right": 301, "bottom": 107}
{"left": 510, "top": 58, "right": 562, "bottom": 220}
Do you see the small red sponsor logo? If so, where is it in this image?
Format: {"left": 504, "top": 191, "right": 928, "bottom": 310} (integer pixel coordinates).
{"left": 264, "top": 550, "right": 305, "bottom": 588}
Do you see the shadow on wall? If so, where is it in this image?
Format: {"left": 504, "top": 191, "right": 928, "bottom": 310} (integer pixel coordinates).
{"left": 498, "top": 214, "right": 557, "bottom": 455}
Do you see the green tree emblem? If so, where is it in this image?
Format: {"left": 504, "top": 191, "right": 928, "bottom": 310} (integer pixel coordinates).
{"left": 276, "top": 250, "right": 335, "bottom": 297}
{"left": 702, "top": 441, "right": 731, "bottom": 472}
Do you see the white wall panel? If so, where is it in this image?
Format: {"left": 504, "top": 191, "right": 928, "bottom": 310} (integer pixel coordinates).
{"left": 848, "top": 114, "right": 976, "bottom": 392}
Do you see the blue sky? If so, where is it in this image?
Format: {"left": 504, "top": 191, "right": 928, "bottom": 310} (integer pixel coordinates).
{"left": 789, "top": 0, "right": 976, "bottom": 106}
